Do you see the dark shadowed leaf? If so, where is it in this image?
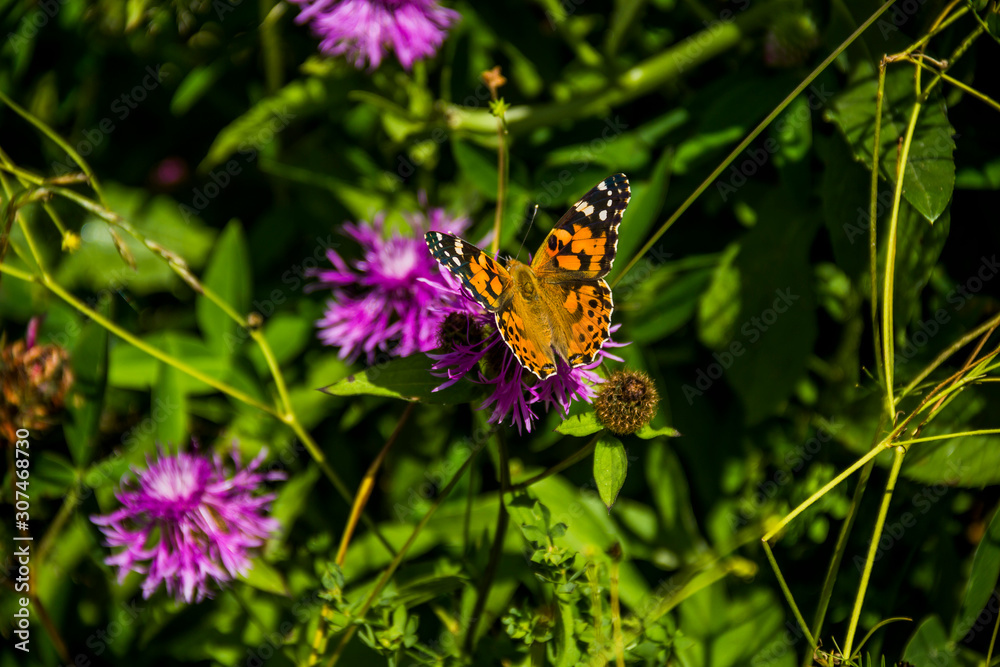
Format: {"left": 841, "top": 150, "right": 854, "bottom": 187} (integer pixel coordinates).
{"left": 321, "top": 353, "right": 477, "bottom": 404}
{"left": 826, "top": 66, "right": 955, "bottom": 223}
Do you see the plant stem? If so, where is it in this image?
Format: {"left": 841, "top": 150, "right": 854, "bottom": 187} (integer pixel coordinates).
{"left": 842, "top": 446, "right": 906, "bottom": 660}
{"left": 869, "top": 58, "right": 887, "bottom": 389}
{"left": 509, "top": 433, "right": 600, "bottom": 491}
{"left": 335, "top": 403, "right": 415, "bottom": 565}
{"left": 326, "top": 443, "right": 482, "bottom": 666}
{"left": 0, "top": 89, "right": 107, "bottom": 205}
{"left": 880, "top": 59, "right": 924, "bottom": 423}
{"left": 610, "top": 557, "right": 625, "bottom": 667}
{"left": 464, "top": 429, "right": 510, "bottom": 654}
{"left": 612, "top": 0, "right": 901, "bottom": 287}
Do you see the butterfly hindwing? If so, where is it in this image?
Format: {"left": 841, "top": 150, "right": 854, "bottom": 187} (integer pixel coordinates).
{"left": 532, "top": 173, "right": 630, "bottom": 280}
{"left": 425, "top": 231, "right": 511, "bottom": 312}
{"left": 496, "top": 297, "right": 558, "bottom": 379}
{"left": 549, "top": 279, "right": 614, "bottom": 367}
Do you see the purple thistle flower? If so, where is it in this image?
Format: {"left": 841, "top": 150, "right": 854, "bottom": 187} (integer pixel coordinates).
{"left": 289, "top": 0, "right": 460, "bottom": 71}
{"left": 429, "top": 297, "right": 626, "bottom": 434}
{"left": 90, "top": 444, "right": 284, "bottom": 604}
{"left": 309, "top": 206, "right": 469, "bottom": 365}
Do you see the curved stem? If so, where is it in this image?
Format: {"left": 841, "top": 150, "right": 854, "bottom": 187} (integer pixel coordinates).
{"left": 0, "top": 89, "right": 107, "bottom": 205}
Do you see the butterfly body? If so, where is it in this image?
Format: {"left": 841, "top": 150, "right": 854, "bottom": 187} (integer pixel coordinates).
{"left": 426, "top": 173, "right": 630, "bottom": 379}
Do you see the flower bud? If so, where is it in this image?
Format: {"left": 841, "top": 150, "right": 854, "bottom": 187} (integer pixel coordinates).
{"left": 595, "top": 369, "right": 659, "bottom": 435}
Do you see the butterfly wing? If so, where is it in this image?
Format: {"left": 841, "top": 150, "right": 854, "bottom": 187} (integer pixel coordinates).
{"left": 531, "top": 173, "right": 630, "bottom": 280}
{"left": 496, "top": 295, "right": 558, "bottom": 379}
{"left": 547, "top": 279, "right": 614, "bottom": 367}
{"left": 425, "top": 231, "right": 512, "bottom": 312}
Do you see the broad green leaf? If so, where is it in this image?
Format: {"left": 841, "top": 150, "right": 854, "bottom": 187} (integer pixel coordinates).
{"left": 826, "top": 66, "right": 956, "bottom": 222}
{"left": 696, "top": 244, "right": 742, "bottom": 349}
{"left": 725, "top": 201, "right": 818, "bottom": 423}
{"left": 108, "top": 331, "right": 230, "bottom": 393}
{"left": 903, "top": 615, "right": 953, "bottom": 667}
{"left": 452, "top": 139, "right": 498, "bottom": 199}
{"left": 64, "top": 298, "right": 109, "bottom": 467}
{"left": 200, "top": 78, "right": 327, "bottom": 170}
{"left": 951, "top": 507, "right": 1000, "bottom": 641}
{"left": 555, "top": 411, "right": 602, "bottom": 436}
{"left": 635, "top": 423, "right": 681, "bottom": 439}
{"left": 154, "top": 357, "right": 187, "bottom": 446}
{"left": 32, "top": 451, "right": 76, "bottom": 497}
{"left": 196, "top": 220, "right": 251, "bottom": 356}
{"left": 819, "top": 134, "right": 870, "bottom": 278}
{"left": 55, "top": 183, "right": 215, "bottom": 294}
{"left": 593, "top": 433, "right": 627, "bottom": 510}
{"left": 321, "top": 354, "right": 477, "bottom": 404}
{"left": 240, "top": 560, "right": 289, "bottom": 597}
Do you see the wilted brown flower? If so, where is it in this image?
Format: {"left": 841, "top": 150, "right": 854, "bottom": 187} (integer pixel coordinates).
{"left": 0, "top": 336, "right": 73, "bottom": 442}
{"left": 594, "top": 369, "right": 659, "bottom": 435}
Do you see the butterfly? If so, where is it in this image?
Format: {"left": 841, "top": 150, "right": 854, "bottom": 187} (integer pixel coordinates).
{"left": 425, "top": 173, "right": 630, "bottom": 380}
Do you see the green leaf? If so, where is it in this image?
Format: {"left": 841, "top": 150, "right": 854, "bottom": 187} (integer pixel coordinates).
{"left": 697, "top": 244, "right": 742, "bottom": 349}
{"left": 725, "top": 201, "right": 818, "bottom": 423}
{"left": 819, "top": 134, "right": 870, "bottom": 278}
{"left": 154, "top": 357, "right": 187, "bottom": 446}
{"left": 55, "top": 184, "right": 215, "bottom": 295}
{"left": 903, "top": 616, "right": 953, "bottom": 667}
{"left": 593, "top": 433, "right": 627, "bottom": 511}
{"left": 199, "top": 78, "right": 327, "bottom": 170}
{"left": 635, "top": 423, "right": 681, "bottom": 439}
{"left": 321, "top": 354, "right": 477, "bottom": 404}
{"left": 452, "top": 139, "right": 498, "bottom": 199}
{"left": 826, "top": 66, "right": 956, "bottom": 222}
{"left": 555, "top": 411, "right": 602, "bottom": 436}
{"left": 240, "top": 560, "right": 289, "bottom": 597}
{"left": 196, "top": 220, "right": 251, "bottom": 356}
{"left": 951, "top": 507, "right": 1000, "bottom": 641}
{"left": 64, "top": 298, "right": 109, "bottom": 467}
{"left": 170, "top": 60, "right": 226, "bottom": 116}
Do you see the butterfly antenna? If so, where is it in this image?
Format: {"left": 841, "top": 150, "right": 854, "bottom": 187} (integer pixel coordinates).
{"left": 514, "top": 204, "right": 539, "bottom": 262}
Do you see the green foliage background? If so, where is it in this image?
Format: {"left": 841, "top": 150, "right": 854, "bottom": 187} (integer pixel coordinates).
{"left": 1, "top": 0, "right": 1000, "bottom": 665}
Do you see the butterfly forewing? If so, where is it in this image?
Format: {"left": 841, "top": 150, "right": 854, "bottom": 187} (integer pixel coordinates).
{"left": 425, "top": 231, "right": 511, "bottom": 312}
{"left": 532, "top": 173, "right": 630, "bottom": 280}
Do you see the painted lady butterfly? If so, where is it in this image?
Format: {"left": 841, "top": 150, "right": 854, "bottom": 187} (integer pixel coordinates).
{"left": 425, "top": 173, "right": 630, "bottom": 379}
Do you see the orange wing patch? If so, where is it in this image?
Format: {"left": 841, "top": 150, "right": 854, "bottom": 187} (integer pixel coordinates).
{"left": 497, "top": 303, "right": 557, "bottom": 379}
{"left": 551, "top": 280, "right": 614, "bottom": 366}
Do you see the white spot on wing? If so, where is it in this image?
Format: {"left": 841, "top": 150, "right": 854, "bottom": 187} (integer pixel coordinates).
{"left": 606, "top": 199, "right": 613, "bottom": 207}
{"left": 599, "top": 209, "right": 608, "bottom": 221}
{"left": 597, "top": 180, "right": 608, "bottom": 191}
{"left": 451, "top": 256, "right": 461, "bottom": 266}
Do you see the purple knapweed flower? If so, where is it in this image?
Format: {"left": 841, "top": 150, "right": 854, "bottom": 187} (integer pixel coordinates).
{"left": 428, "top": 297, "right": 626, "bottom": 434}
{"left": 90, "top": 445, "right": 284, "bottom": 603}
{"left": 309, "top": 206, "right": 469, "bottom": 365}
{"left": 289, "top": 0, "right": 460, "bottom": 70}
